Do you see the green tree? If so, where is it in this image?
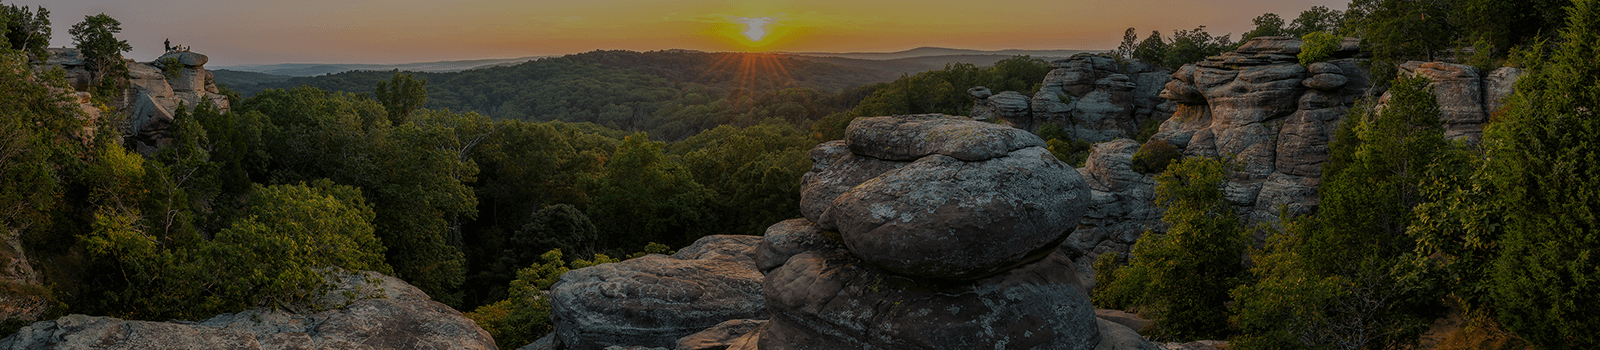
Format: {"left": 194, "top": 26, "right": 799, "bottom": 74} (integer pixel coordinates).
{"left": 1133, "top": 30, "right": 1169, "bottom": 65}
{"left": 374, "top": 72, "right": 428, "bottom": 125}
{"left": 1242, "top": 13, "right": 1286, "bottom": 41}
{"left": 0, "top": 2, "right": 51, "bottom": 59}
{"left": 238, "top": 87, "right": 473, "bottom": 306}
{"left": 69, "top": 14, "right": 131, "bottom": 99}
{"left": 1116, "top": 28, "right": 1139, "bottom": 59}
{"left": 1094, "top": 157, "right": 1248, "bottom": 340}
{"left": 1286, "top": 6, "right": 1344, "bottom": 37}
{"left": 672, "top": 122, "right": 812, "bottom": 237}
{"left": 1232, "top": 75, "right": 1451, "bottom": 350}
{"left": 585, "top": 132, "right": 714, "bottom": 249}
{"left": 1162, "top": 26, "right": 1233, "bottom": 69}
{"left": 1344, "top": 0, "right": 1454, "bottom": 86}
{"left": 1474, "top": 0, "right": 1600, "bottom": 346}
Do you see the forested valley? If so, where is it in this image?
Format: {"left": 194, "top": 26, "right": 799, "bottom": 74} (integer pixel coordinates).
{"left": 2, "top": 0, "right": 1598, "bottom": 348}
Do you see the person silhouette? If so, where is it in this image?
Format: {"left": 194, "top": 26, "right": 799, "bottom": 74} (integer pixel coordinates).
{"left": 164, "top": 39, "right": 171, "bottom": 52}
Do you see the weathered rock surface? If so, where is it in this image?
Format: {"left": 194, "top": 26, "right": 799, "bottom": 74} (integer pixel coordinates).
{"left": 0, "top": 270, "right": 496, "bottom": 350}
{"left": 40, "top": 48, "right": 231, "bottom": 154}
{"left": 1065, "top": 140, "right": 1162, "bottom": 286}
{"left": 1398, "top": 61, "right": 1486, "bottom": 140}
{"left": 753, "top": 114, "right": 1099, "bottom": 348}
{"left": 1149, "top": 36, "right": 1368, "bottom": 226}
{"left": 1094, "top": 309, "right": 1152, "bottom": 333}
{"left": 843, "top": 114, "right": 1046, "bottom": 162}
{"left": 1389, "top": 62, "right": 1525, "bottom": 142}
{"left": 1094, "top": 318, "right": 1160, "bottom": 350}
{"left": 676, "top": 319, "right": 765, "bottom": 350}
{"left": 811, "top": 115, "right": 1087, "bottom": 280}
{"left": 1028, "top": 54, "right": 1175, "bottom": 143}
{"left": 550, "top": 235, "right": 766, "bottom": 350}
{"left": 758, "top": 235, "right": 1099, "bottom": 349}
{"left": 826, "top": 147, "right": 1087, "bottom": 279}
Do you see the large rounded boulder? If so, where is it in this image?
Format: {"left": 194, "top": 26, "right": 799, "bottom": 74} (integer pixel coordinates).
{"left": 806, "top": 114, "right": 1090, "bottom": 280}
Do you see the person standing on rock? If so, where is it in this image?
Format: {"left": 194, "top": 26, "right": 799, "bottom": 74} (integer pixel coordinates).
{"left": 164, "top": 38, "right": 171, "bottom": 52}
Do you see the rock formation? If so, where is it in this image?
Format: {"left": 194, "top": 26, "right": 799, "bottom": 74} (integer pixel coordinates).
{"left": 1061, "top": 36, "right": 1525, "bottom": 286}
{"left": 1063, "top": 139, "right": 1163, "bottom": 289}
{"left": 1148, "top": 36, "right": 1370, "bottom": 228}
{"left": 41, "top": 48, "right": 231, "bottom": 154}
{"left": 0, "top": 269, "right": 497, "bottom": 349}
{"left": 971, "top": 54, "right": 1174, "bottom": 143}
{"left": 1391, "top": 61, "right": 1522, "bottom": 142}
{"left": 756, "top": 114, "right": 1101, "bottom": 349}
{"left": 548, "top": 235, "right": 766, "bottom": 350}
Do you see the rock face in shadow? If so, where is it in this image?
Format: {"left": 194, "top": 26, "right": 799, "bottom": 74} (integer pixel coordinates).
{"left": 757, "top": 114, "right": 1099, "bottom": 349}
{"left": 549, "top": 235, "right": 766, "bottom": 350}
{"left": 1392, "top": 62, "right": 1523, "bottom": 142}
{"left": 1064, "top": 139, "right": 1163, "bottom": 289}
{"left": 0, "top": 270, "right": 496, "bottom": 350}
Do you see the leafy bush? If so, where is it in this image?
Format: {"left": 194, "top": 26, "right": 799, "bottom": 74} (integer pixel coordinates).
{"left": 1094, "top": 157, "right": 1248, "bottom": 340}
{"left": 1130, "top": 139, "right": 1181, "bottom": 174}
{"left": 468, "top": 243, "right": 668, "bottom": 349}
{"left": 1297, "top": 31, "right": 1341, "bottom": 65}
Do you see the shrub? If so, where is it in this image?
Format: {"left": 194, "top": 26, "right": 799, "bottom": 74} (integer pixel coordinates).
{"left": 1092, "top": 157, "right": 1248, "bottom": 340}
{"left": 1298, "top": 32, "right": 1341, "bottom": 65}
{"left": 1130, "top": 139, "right": 1181, "bottom": 174}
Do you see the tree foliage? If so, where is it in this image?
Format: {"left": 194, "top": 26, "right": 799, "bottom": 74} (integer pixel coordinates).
{"left": 374, "top": 72, "right": 427, "bottom": 125}
{"left": 1470, "top": 1, "right": 1600, "bottom": 346}
{"left": 0, "top": 2, "right": 50, "bottom": 59}
{"left": 1232, "top": 75, "right": 1451, "bottom": 350}
{"left": 1095, "top": 156, "right": 1248, "bottom": 340}
{"left": 68, "top": 14, "right": 130, "bottom": 98}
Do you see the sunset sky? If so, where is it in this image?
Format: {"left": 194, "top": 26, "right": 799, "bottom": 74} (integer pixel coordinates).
{"left": 24, "top": 0, "right": 1348, "bottom": 66}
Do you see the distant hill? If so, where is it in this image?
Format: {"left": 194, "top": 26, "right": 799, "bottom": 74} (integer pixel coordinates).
{"left": 788, "top": 47, "right": 1095, "bottom": 61}
{"left": 214, "top": 56, "right": 551, "bottom": 77}
{"left": 787, "top": 54, "right": 1080, "bottom": 76}
{"left": 211, "top": 69, "right": 292, "bottom": 86}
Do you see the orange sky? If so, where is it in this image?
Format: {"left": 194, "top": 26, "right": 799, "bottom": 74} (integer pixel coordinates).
{"left": 27, "top": 0, "right": 1348, "bottom": 66}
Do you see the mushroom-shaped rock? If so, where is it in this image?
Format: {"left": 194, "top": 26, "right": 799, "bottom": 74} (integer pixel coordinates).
{"left": 158, "top": 51, "right": 210, "bottom": 67}
{"left": 549, "top": 235, "right": 765, "bottom": 350}
{"left": 968, "top": 86, "right": 993, "bottom": 99}
{"left": 823, "top": 146, "right": 1089, "bottom": 280}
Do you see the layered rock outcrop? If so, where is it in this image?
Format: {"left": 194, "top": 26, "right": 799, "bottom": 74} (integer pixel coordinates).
{"left": 972, "top": 54, "right": 1174, "bottom": 143}
{"left": 0, "top": 269, "right": 496, "bottom": 349}
{"left": 548, "top": 235, "right": 766, "bottom": 350}
{"left": 757, "top": 114, "right": 1101, "bottom": 349}
{"left": 1392, "top": 61, "right": 1522, "bottom": 141}
{"left": 41, "top": 48, "right": 231, "bottom": 154}
{"left": 1148, "top": 36, "right": 1369, "bottom": 227}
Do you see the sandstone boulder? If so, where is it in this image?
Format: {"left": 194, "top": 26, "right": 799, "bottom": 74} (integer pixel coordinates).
{"left": 798, "top": 141, "right": 905, "bottom": 228}
{"left": 844, "top": 114, "right": 1045, "bottom": 162}
{"left": 0, "top": 271, "right": 496, "bottom": 350}
{"left": 824, "top": 146, "right": 1088, "bottom": 279}
{"left": 1484, "top": 67, "right": 1523, "bottom": 113}
{"left": 759, "top": 236, "right": 1099, "bottom": 350}
{"left": 1094, "top": 318, "right": 1160, "bottom": 350}
{"left": 675, "top": 319, "right": 765, "bottom": 350}
{"left": 550, "top": 235, "right": 766, "bottom": 350}
{"left": 1399, "top": 61, "right": 1486, "bottom": 140}
{"left": 158, "top": 51, "right": 210, "bottom": 67}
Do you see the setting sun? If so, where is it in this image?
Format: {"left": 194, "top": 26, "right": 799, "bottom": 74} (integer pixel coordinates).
{"left": 737, "top": 17, "right": 775, "bottom": 42}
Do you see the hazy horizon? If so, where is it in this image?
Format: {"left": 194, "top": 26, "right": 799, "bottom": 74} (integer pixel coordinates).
{"left": 20, "top": 0, "right": 1347, "bottom": 66}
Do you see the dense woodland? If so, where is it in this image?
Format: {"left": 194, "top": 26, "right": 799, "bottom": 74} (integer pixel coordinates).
{"left": 2, "top": 0, "right": 1597, "bottom": 348}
